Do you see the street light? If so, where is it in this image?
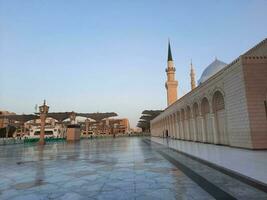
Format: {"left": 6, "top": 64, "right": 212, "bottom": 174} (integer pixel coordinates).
{"left": 38, "top": 100, "right": 49, "bottom": 145}
{"left": 85, "top": 118, "right": 89, "bottom": 137}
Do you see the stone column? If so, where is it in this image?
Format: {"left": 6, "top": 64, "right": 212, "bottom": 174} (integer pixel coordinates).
{"left": 185, "top": 120, "right": 189, "bottom": 140}
{"left": 38, "top": 100, "right": 49, "bottom": 145}
{"left": 173, "top": 113, "right": 177, "bottom": 139}
{"left": 85, "top": 118, "right": 89, "bottom": 137}
{"left": 172, "top": 115, "right": 175, "bottom": 139}
{"left": 176, "top": 120, "right": 181, "bottom": 139}
{"left": 188, "top": 120, "right": 191, "bottom": 140}
{"left": 162, "top": 119, "right": 165, "bottom": 137}
{"left": 164, "top": 119, "right": 166, "bottom": 137}
{"left": 176, "top": 117, "right": 180, "bottom": 139}
{"left": 210, "top": 113, "right": 218, "bottom": 144}
{"left": 166, "top": 117, "right": 169, "bottom": 137}
{"left": 191, "top": 118, "right": 197, "bottom": 141}
{"left": 39, "top": 113, "right": 46, "bottom": 145}
{"left": 199, "top": 116, "right": 206, "bottom": 142}
{"left": 66, "top": 111, "right": 81, "bottom": 141}
{"left": 170, "top": 117, "right": 173, "bottom": 138}
{"left": 168, "top": 116, "right": 172, "bottom": 138}
{"left": 196, "top": 116, "right": 200, "bottom": 141}
{"left": 180, "top": 120, "right": 184, "bottom": 139}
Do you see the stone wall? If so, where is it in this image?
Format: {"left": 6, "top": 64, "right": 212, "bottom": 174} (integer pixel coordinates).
{"left": 242, "top": 56, "right": 267, "bottom": 149}
{"left": 151, "top": 39, "right": 267, "bottom": 149}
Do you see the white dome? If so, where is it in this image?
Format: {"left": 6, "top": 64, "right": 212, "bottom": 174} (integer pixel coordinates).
{"left": 198, "top": 59, "right": 227, "bottom": 84}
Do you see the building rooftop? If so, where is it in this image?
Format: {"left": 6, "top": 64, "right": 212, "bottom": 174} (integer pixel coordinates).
{"left": 198, "top": 58, "right": 227, "bottom": 84}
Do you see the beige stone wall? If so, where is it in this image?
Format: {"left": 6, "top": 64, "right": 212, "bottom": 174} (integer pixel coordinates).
{"left": 242, "top": 56, "right": 267, "bottom": 149}
{"left": 223, "top": 60, "right": 252, "bottom": 148}
{"left": 151, "top": 59, "right": 254, "bottom": 148}
{"left": 151, "top": 39, "right": 267, "bottom": 149}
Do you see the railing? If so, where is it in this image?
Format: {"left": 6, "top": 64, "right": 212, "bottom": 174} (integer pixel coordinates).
{"left": 0, "top": 133, "right": 150, "bottom": 145}
{"left": 0, "top": 137, "right": 66, "bottom": 145}
{"left": 23, "top": 137, "right": 66, "bottom": 143}
{"left": 0, "top": 138, "right": 24, "bottom": 145}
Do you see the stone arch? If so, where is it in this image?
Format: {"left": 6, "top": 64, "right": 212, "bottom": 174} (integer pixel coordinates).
{"left": 177, "top": 111, "right": 181, "bottom": 121}
{"left": 201, "top": 97, "right": 210, "bottom": 114}
{"left": 201, "top": 97, "right": 211, "bottom": 143}
{"left": 212, "top": 90, "right": 228, "bottom": 145}
{"left": 193, "top": 103, "right": 200, "bottom": 117}
{"left": 212, "top": 91, "right": 225, "bottom": 111}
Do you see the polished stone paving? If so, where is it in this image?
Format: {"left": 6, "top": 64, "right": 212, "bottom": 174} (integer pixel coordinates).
{"left": 0, "top": 137, "right": 266, "bottom": 200}
{"left": 151, "top": 137, "right": 267, "bottom": 185}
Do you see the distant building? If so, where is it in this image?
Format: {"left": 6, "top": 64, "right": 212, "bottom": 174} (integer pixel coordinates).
{"left": 81, "top": 118, "right": 130, "bottom": 136}
{"left": 151, "top": 39, "right": 267, "bottom": 149}
{"left": 0, "top": 110, "right": 16, "bottom": 128}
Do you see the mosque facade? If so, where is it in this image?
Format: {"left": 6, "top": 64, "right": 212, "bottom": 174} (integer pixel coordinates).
{"left": 150, "top": 38, "right": 267, "bottom": 149}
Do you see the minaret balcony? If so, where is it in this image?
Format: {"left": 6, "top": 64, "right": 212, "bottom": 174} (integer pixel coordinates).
{"left": 165, "top": 67, "right": 176, "bottom": 72}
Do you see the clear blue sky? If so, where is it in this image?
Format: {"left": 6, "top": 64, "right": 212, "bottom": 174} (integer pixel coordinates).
{"left": 1, "top": 0, "right": 267, "bottom": 127}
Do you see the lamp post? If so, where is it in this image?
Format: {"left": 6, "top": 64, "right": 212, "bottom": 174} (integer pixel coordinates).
{"left": 69, "top": 111, "right": 76, "bottom": 125}
{"left": 38, "top": 100, "right": 49, "bottom": 145}
{"left": 85, "top": 118, "right": 89, "bottom": 137}
{"left": 5, "top": 118, "right": 9, "bottom": 138}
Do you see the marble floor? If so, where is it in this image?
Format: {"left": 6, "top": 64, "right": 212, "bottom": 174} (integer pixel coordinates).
{"left": 0, "top": 137, "right": 266, "bottom": 200}
{"left": 151, "top": 137, "right": 267, "bottom": 185}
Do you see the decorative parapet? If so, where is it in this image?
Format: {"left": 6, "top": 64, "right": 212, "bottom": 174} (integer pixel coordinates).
{"left": 244, "top": 38, "right": 267, "bottom": 56}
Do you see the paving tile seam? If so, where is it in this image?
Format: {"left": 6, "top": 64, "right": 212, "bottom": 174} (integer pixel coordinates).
{"left": 2, "top": 137, "right": 262, "bottom": 200}
{"left": 143, "top": 139, "right": 238, "bottom": 200}
{"left": 147, "top": 138, "right": 267, "bottom": 194}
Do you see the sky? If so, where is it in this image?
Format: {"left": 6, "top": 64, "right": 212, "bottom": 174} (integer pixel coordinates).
{"left": 1, "top": 0, "right": 267, "bottom": 127}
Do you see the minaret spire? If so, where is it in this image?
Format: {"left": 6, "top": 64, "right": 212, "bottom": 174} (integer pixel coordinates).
{"left": 190, "top": 60, "right": 196, "bottom": 90}
{"left": 167, "top": 39, "right": 173, "bottom": 61}
{"left": 165, "top": 39, "right": 178, "bottom": 106}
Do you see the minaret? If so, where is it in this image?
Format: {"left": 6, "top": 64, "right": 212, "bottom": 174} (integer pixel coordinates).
{"left": 190, "top": 60, "right": 196, "bottom": 90}
{"left": 165, "top": 40, "right": 178, "bottom": 106}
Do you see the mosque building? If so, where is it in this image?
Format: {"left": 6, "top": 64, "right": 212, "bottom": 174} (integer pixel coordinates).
{"left": 150, "top": 38, "right": 267, "bottom": 149}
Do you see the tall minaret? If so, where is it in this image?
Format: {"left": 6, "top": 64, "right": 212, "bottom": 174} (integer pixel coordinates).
{"left": 190, "top": 60, "right": 196, "bottom": 90}
{"left": 165, "top": 40, "right": 178, "bottom": 106}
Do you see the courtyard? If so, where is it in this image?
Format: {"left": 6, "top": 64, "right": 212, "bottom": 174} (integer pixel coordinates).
{"left": 0, "top": 137, "right": 266, "bottom": 200}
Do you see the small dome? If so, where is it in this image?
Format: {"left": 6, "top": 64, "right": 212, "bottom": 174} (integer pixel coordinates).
{"left": 198, "top": 59, "right": 227, "bottom": 84}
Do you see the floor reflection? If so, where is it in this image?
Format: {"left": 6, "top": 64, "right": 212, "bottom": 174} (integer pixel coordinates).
{"left": 152, "top": 137, "right": 267, "bottom": 184}
{"left": 0, "top": 137, "right": 214, "bottom": 200}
